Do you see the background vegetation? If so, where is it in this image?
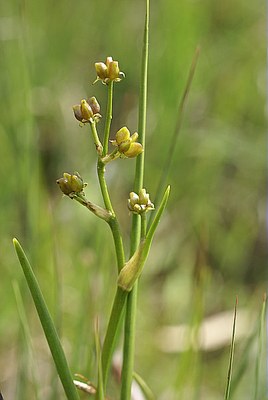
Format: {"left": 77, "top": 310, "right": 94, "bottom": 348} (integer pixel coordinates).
{"left": 0, "top": 0, "right": 266, "bottom": 399}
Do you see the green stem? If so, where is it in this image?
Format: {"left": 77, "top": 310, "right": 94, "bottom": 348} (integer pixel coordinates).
{"left": 101, "top": 287, "right": 128, "bottom": 390}
{"left": 90, "top": 121, "right": 103, "bottom": 156}
{"left": 141, "top": 213, "right": 147, "bottom": 238}
{"left": 103, "top": 81, "right": 114, "bottom": 156}
{"left": 13, "top": 239, "right": 80, "bottom": 400}
{"left": 97, "top": 159, "right": 115, "bottom": 214}
{"left": 109, "top": 217, "right": 126, "bottom": 273}
{"left": 92, "top": 82, "right": 126, "bottom": 389}
{"left": 121, "top": 1, "right": 149, "bottom": 399}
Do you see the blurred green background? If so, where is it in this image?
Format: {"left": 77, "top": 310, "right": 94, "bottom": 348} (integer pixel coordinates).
{"left": 0, "top": 0, "right": 266, "bottom": 399}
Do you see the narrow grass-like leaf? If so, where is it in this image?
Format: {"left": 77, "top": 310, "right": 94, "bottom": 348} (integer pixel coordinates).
{"left": 224, "top": 297, "right": 238, "bottom": 400}
{"left": 253, "top": 293, "right": 266, "bottom": 400}
{"left": 13, "top": 238, "right": 80, "bottom": 400}
{"left": 95, "top": 318, "right": 105, "bottom": 400}
{"left": 133, "top": 371, "right": 155, "bottom": 400}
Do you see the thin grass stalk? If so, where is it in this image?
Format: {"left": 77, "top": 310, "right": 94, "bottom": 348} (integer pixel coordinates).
{"left": 13, "top": 239, "right": 80, "bottom": 400}
{"left": 253, "top": 293, "right": 266, "bottom": 400}
{"left": 95, "top": 318, "right": 105, "bottom": 400}
{"left": 120, "top": 1, "right": 149, "bottom": 399}
{"left": 224, "top": 297, "right": 238, "bottom": 400}
{"left": 133, "top": 371, "right": 155, "bottom": 400}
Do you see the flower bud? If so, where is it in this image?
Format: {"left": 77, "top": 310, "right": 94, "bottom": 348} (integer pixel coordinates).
{"left": 94, "top": 56, "right": 125, "bottom": 84}
{"left": 139, "top": 189, "right": 149, "bottom": 205}
{"left": 57, "top": 172, "right": 86, "bottom": 197}
{"left": 127, "top": 189, "right": 154, "bottom": 214}
{"left": 95, "top": 62, "right": 108, "bottom": 80}
{"left": 56, "top": 177, "right": 73, "bottom": 196}
{"left": 73, "top": 105, "right": 83, "bottom": 122}
{"left": 124, "top": 142, "right": 143, "bottom": 158}
{"left": 128, "top": 192, "right": 140, "bottom": 211}
{"left": 107, "top": 60, "right": 120, "bottom": 80}
{"left": 118, "top": 141, "right": 131, "bottom": 153}
{"left": 88, "top": 96, "right": 100, "bottom": 115}
{"left": 115, "top": 126, "right": 130, "bottom": 145}
{"left": 73, "top": 98, "right": 101, "bottom": 124}
{"left": 80, "top": 99, "right": 93, "bottom": 120}
{"left": 70, "top": 172, "right": 84, "bottom": 192}
{"left": 130, "top": 132, "right": 139, "bottom": 143}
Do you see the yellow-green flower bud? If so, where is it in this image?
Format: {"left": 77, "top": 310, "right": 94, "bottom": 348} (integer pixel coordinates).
{"left": 139, "top": 188, "right": 149, "bottom": 205}
{"left": 130, "top": 132, "right": 139, "bottom": 143}
{"left": 95, "top": 62, "right": 108, "bottom": 80}
{"left": 133, "top": 204, "right": 142, "bottom": 213}
{"left": 107, "top": 60, "right": 120, "bottom": 80}
{"left": 57, "top": 177, "right": 73, "bottom": 196}
{"left": 115, "top": 126, "right": 130, "bottom": 145}
{"left": 94, "top": 57, "right": 125, "bottom": 84}
{"left": 124, "top": 142, "right": 143, "bottom": 158}
{"left": 128, "top": 192, "right": 139, "bottom": 211}
{"left": 73, "top": 98, "right": 101, "bottom": 124}
{"left": 127, "top": 189, "right": 154, "bottom": 214}
{"left": 80, "top": 99, "right": 93, "bottom": 120}
{"left": 57, "top": 172, "right": 86, "bottom": 197}
{"left": 70, "top": 172, "right": 84, "bottom": 192}
{"left": 118, "top": 141, "right": 131, "bottom": 153}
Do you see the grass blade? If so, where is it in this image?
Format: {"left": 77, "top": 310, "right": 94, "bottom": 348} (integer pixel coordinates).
{"left": 224, "top": 297, "right": 238, "bottom": 400}
{"left": 13, "top": 238, "right": 80, "bottom": 400}
{"left": 95, "top": 318, "right": 105, "bottom": 400}
{"left": 253, "top": 293, "right": 266, "bottom": 400}
{"left": 133, "top": 371, "right": 155, "bottom": 400}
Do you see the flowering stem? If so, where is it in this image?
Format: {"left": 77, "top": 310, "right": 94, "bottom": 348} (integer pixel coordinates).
{"left": 120, "top": 1, "right": 149, "bottom": 399}
{"left": 101, "top": 287, "right": 127, "bottom": 391}
{"left": 92, "top": 83, "right": 126, "bottom": 390}
{"left": 97, "top": 159, "right": 115, "bottom": 214}
{"left": 103, "top": 81, "right": 114, "bottom": 156}
{"left": 89, "top": 121, "right": 103, "bottom": 155}
{"left": 108, "top": 217, "right": 126, "bottom": 273}
{"left": 141, "top": 213, "right": 147, "bottom": 238}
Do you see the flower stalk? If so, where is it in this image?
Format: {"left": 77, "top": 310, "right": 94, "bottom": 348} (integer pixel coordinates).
{"left": 120, "top": 1, "right": 150, "bottom": 399}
